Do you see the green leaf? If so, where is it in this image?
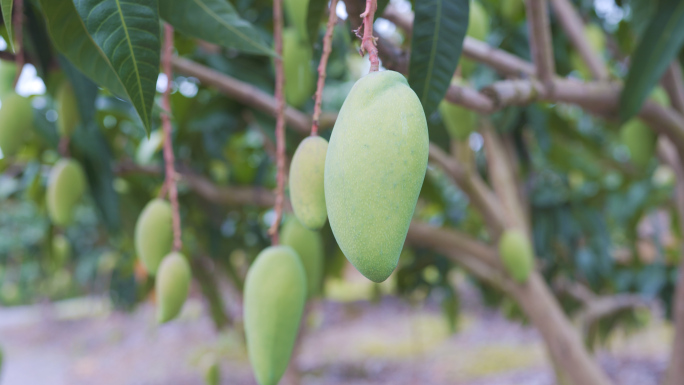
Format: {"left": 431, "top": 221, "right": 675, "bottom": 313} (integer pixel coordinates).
{"left": 1, "top": 0, "right": 13, "bottom": 51}
{"left": 619, "top": 0, "right": 684, "bottom": 122}
{"left": 375, "top": 0, "right": 390, "bottom": 20}
{"left": 408, "top": 0, "right": 469, "bottom": 116}
{"left": 58, "top": 55, "right": 98, "bottom": 125}
{"left": 159, "top": 0, "right": 274, "bottom": 56}
{"left": 38, "top": 0, "right": 127, "bottom": 98}
{"left": 306, "top": 0, "right": 327, "bottom": 46}
{"left": 74, "top": 0, "right": 161, "bottom": 133}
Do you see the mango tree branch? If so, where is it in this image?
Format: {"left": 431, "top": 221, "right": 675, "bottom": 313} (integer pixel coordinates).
{"left": 663, "top": 62, "right": 684, "bottom": 114}
{"left": 525, "top": 0, "right": 556, "bottom": 90}
{"left": 171, "top": 57, "right": 337, "bottom": 134}
{"left": 355, "top": 0, "right": 379, "bottom": 72}
{"left": 311, "top": 0, "right": 339, "bottom": 135}
{"left": 161, "top": 24, "right": 182, "bottom": 252}
{"left": 549, "top": 0, "right": 609, "bottom": 81}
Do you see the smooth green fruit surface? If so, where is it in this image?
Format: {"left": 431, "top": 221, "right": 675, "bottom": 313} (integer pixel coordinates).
{"left": 46, "top": 159, "right": 86, "bottom": 226}
{"left": 283, "top": 0, "right": 310, "bottom": 40}
{"left": 620, "top": 119, "right": 656, "bottom": 168}
{"left": 156, "top": 252, "right": 191, "bottom": 323}
{"left": 0, "top": 60, "right": 17, "bottom": 98}
{"left": 461, "top": 1, "right": 490, "bottom": 76}
{"left": 570, "top": 24, "right": 605, "bottom": 79}
{"left": 0, "top": 92, "right": 33, "bottom": 157}
{"left": 283, "top": 28, "right": 315, "bottom": 108}
{"left": 52, "top": 234, "right": 72, "bottom": 266}
{"left": 439, "top": 79, "right": 477, "bottom": 140}
{"left": 280, "top": 217, "right": 324, "bottom": 298}
{"left": 498, "top": 229, "right": 534, "bottom": 283}
{"left": 56, "top": 82, "right": 80, "bottom": 137}
{"left": 650, "top": 86, "right": 670, "bottom": 107}
{"left": 135, "top": 199, "right": 173, "bottom": 275}
{"left": 501, "top": 0, "right": 524, "bottom": 23}
{"left": 289, "top": 136, "right": 328, "bottom": 229}
{"left": 325, "top": 70, "right": 429, "bottom": 283}
{"left": 244, "top": 246, "right": 306, "bottom": 385}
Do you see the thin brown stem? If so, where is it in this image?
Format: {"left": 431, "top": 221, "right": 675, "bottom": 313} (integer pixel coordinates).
{"left": 267, "top": 0, "right": 286, "bottom": 244}
{"left": 311, "top": 0, "right": 339, "bottom": 136}
{"left": 11, "top": 0, "right": 24, "bottom": 88}
{"left": 663, "top": 62, "right": 684, "bottom": 115}
{"left": 161, "top": 24, "right": 182, "bottom": 252}
{"left": 355, "top": 0, "right": 379, "bottom": 73}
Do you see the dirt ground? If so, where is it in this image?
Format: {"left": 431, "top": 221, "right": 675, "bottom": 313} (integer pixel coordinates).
{"left": 0, "top": 281, "right": 672, "bottom": 385}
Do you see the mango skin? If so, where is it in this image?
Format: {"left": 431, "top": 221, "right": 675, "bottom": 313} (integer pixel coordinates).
{"left": 324, "top": 70, "right": 429, "bottom": 283}
{"left": 501, "top": 0, "right": 524, "bottom": 23}
{"left": 498, "top": 229, "right": 534, "bottom": 283}
{"left": 0, "top": 60, "right": 17, "bottom": 98}
{"left": 244, "top": 246, "right": 306, "bottom": 385}
{"left": 283, "top": 0, "right": 310, "bottom": 41}
{"left": 283, "top": 28, "right": 315, "bottom": 108}
{"left": 439, "top": 79, "right": 477, "bottom": 141}
{"left": 56, "top": 82, "right": 80, "bottom": 137}
{"left": 0, "top": 92, "right": 33, "bottom": 157}
{"left": 51, "top": 234, "right": 72, "bottom": 266}
{"left": 461, "top": 1, "right": 490, "bottom": 77}
{"left": 289, "top": 136, "right": 328, "bottom": 229}
{"left": 280, "top": 217, "right": 324, "bottom": 298}
{"left": 135, "top": 199, "right": 174, "bottom": 275}
{"left": 46, "top": 159, "right": 86, "bottom": 226}
{"left": 156, "top": 252, "right": 191, "bottom": 324}
{"left": 620, "top": 119, "right": 656, "bottom": 168}
{"left": 570, "top": 24, "right": 605, "bottom": 79}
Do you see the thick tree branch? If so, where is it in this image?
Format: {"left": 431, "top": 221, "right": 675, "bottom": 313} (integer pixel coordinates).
{"left": 171, "top": 57, "right": 336, "bottom": 134}
{"left": 549, "top": 0, "right": 609, "bottom": 81}
{"left": 525, "top": 0, "right": 556, "bottom": 90}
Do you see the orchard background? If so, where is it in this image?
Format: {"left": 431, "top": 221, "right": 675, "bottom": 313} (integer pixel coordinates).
{"left": 0, "top": 0, "right": 684, "bottom": 384}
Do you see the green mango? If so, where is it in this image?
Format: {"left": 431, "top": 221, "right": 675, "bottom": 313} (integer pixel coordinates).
{"left": 570, "top": 24, "right": 605, "bottom": 79}
{"left": 283, "top": 0, "right": 310, "bottom": 41}
{"left": 461, "top": 1, "right": 490, "bottom": 77}
{"left": 56, "top": 82, "right": 80, "bottom": 137}
{"left": 156, "top": 252, "right": 191, "bottom": 323}
{"left": 289, "top": 136, "right": 328, "bottom": 229}
{"left": 620, "top": 119, "right": 656, "bottom": 168}
{"left": 244, "top": 246, "right": 306, "bottom": 385}
{"left": 501, "top": 0, "right": 524, "bottom": 23}
{"left": 51, "top": 234, "right": 72, "bottom": 266}
{"left": 325, "top": 70, "right": 429, "bottom": 283}
{"left": 0, "top": 60, "right": 17, "bottom": 98}
{"left": 46, "top": 159, "right": 86, "bottom": 226}
{"left": 498, "top": 229, "right": 534, "bottom": 283}
{"left": 0, "top": 92, "right": 33, "bottom": 157}
{"left": 439, "top": 79, "right": 478, "bottom": 141}
{"left": 280, "top": 217, "right": 324, "bottom": 298}
{"left": 650, "top": 86, "right": 670, "bottom": 107}
{"left": 135, "top": 199, "right": 174, "bottom": 275}
{"left": 283, "top": 28, "right": 315, "bottom": 108}
{"left": 202, "top": 355, "right": 220, "bottom": 385}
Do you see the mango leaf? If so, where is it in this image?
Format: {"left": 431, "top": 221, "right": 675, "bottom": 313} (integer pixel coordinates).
{"left": 306, "top": 0, "right": 327, "bottom": 46}
{"left": 376, "top": 0, "right": 390, "bottom": 20}
{"left": 1, "top": 0, "right": 13, "bottom": 51}
{"left": 619, "top": 0, "right": 684, "bottom": 122}
{"left": 408, "top": 0, "right": 469, "bottom": 116}
{"left": 74, "top": 0, "right": 161, "bottom": 133}
{"left": 58, "top": 55, "right": 98, "bottom": 127}
{"left": 38, "top": 0, "right": 127, "bottom": 98}
{"left": 159, "top": 0, "right": 274, "bottom": 56}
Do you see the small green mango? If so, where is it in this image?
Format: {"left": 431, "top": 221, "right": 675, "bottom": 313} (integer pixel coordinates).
{"left": 51, "top": 234, "right": 72, "bottom": 266}
{"left": 46, "top": 159, "right": 86, "bottom": 226}
{"left": 283, "top": 0, "right": 310, "bottom": 41}
{"left": 501, "top": 0, "right": 524, "bottom": 23}
{"left": 289, "top": 136, "right": 328, "bottom": 229}
{"left": 461, "top": 1, "right": 490, "bottom": 77}
{"left": 283, "top": 28, "right": 315, "bottom": 108}
{"left": 0, "top": 92, "right": 33, "bottom": 157}
{"left": 201, "top": 355, "right": 220, "bottom": 385}
{"left": 280, "top": 217, "right": 324, "bottom": 298}
{"left": 498, "top": 229, "right": 534, "bottom": 283}
{"left": 0, "top": 60, "right": 17, "bottom": 98}
{"left": 244, "top": 246, "right": 306, "bottom": 385}
{"left": 135, "top": 199, "right": 174, "bottom": 275}
{"left": 650, "top": 86, "right": 670, "bottom": 107}
{"left": 620, "top": 119, "right": 656, "bottom": 168}
{"left": 439, "top": 79, "right": 477, "bottom": 141}
{"left": 156, "top": 252, "right": 191, "bottom": 324}
{"left": 56, "top": 82, "right": 80, "bottom": 137}
{"left": 570, "top": 24, "right": 605, "bottom": 79}
{"left": 325, "top": 70, "right": 429, "bottom": 283}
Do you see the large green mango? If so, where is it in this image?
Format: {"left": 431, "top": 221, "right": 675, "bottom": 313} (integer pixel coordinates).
{"left": 156, "top": 252, "right": 191, "bottom": 323}
{"left": 46, "top": 159, "right": 86, "bottom": 226}
{"left": 280, "top": 217, "right": 324, "bottom": 298}
{"left": 289, "top": 136, "right": 328, "bottom": 229}
{"left": 283, "top": 28, "right": 315, "bottom": 108}
{"left": 325, "top": 70, "right": 429, "bottom": 283}
{"left": 283, "top": 0, "right": 309, "bottom": 41}
{"left": 460, "top": 1, "right": 490, "bottom": 77}
{"left": 498, "top": 229, "right": 534, "bottom": 283}
{"left": 0, "top": 92, "right": 33, "bottom": 157}
{"left": 135, "top": 199, "right": 174, "bottom": 275}
{"left": 56, "top": 82, "right": 80, "bottom": 137}
{"left": 244, "top": 246, "right": 306, "bottom": 385}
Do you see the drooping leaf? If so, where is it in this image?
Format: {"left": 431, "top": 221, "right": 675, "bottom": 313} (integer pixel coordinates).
{"left": 74, "top": 0, "right": 161, "bottom": 133}
{"left": 306, "top": 0, "right": 327, "bottom": 46}
{"left": 38, "top": 0, "right": 127, "bottom": 98}
{"left": 1, "top": 0, "right": 13, "bottom": 51}
{"left": 408, "top": 0, "right": 469, "bottom": 116}
{"left": 159, "top": 0, "right": 274, "bottom": 56}
{"left": 619, "top": 0, "right": 684, "bottom": 122}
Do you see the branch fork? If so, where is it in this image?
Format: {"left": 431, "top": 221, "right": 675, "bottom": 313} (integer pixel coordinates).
{"left": 354, "top": 0, "right": 380, "bottom": 72}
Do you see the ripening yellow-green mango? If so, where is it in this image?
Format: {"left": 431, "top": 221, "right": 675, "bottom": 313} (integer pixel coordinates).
{"left": 0, "top": 92, "right": 33, "bottom": 157}
{"left": 289, "top": 136, "right": 328, "bottom": 229}
{"left": 280, "top": 217, "right": 324, "bottom": 298}
{"left": 156, "top": 252, "right": 191, "bottom": 324}
{"left": 283, "top": 28, "right": 315, "bottom": 108}
{"left": 325, "top": 70, "right": 429, "bottom": 283}
{"left": 56, "top": 82, "right": 80, "bottom": 137}
{"left": 461, "top": 1, "right": 490, "bottom": 77}
{"left": 134, "top": 199, "right": 173, "bottom": 275}
{"left": 244, "top": 246, "right": 306, "bottom": 385}
{"left": 46, "top": 159, "right": 86, "bottom": 226}
{"left": 498, "top": 229, "right": 534, "bottom": 283}
{"left": 283, "top": 0, "right": 310, "bottom": 41}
